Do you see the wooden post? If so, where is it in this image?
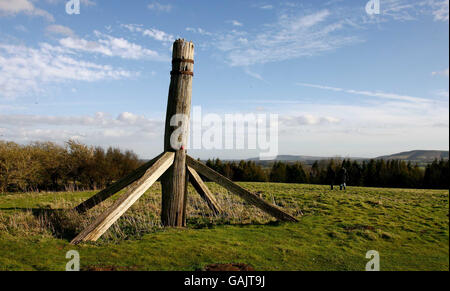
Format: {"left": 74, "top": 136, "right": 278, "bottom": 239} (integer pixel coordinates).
{"left": 161, "top": 39, "right": 194, "bottom": 227}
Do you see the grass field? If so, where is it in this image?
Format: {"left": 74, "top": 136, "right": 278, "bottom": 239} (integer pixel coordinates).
{"left": 0, "top": 182, "right": 448, "bottom": 271}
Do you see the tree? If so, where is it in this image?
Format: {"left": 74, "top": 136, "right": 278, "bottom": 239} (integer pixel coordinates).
{"left": 270, "top": 162, "right": 287, "bottom": 183}
{"left": 286, "top": 163, "right": 308, "bottom": 183}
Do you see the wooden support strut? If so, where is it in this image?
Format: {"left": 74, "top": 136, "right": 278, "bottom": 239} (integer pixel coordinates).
{"left": 70, "top": 152, "right": 175, "bottom": 244}
{"left": 74, "top": 153, "right": 164, "bottom": 213}
{"left": 187, "top": 166, "right": 223, "bottom": 215}
{"left": 186, "top": 156, "right": 298, "bottom": 222}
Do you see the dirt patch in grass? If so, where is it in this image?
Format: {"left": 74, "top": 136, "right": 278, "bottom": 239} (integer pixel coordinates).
{"left": 343, "top": 224, "right": 375, "bottom": 232}
{"left": 82, "top": 265, "right": 141, "bottom": 271}
{"left": 201, "top": 263, "right": 255, "bottom": 271}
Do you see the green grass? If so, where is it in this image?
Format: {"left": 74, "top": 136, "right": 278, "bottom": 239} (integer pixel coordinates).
{"left": 0, "top": 183, "right": 448, "bottom": 271}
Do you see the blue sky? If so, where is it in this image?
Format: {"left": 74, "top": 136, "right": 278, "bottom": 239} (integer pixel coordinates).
{"left": 0, "top": 0, "right": 448, "bottom": 159}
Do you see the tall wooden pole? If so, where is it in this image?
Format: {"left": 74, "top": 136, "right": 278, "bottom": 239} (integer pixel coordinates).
{"left": 161, "top": 39, "right": 194, "bottom": 227}
{"left": 70, "top": 38, "right": 297, "bottom": 244}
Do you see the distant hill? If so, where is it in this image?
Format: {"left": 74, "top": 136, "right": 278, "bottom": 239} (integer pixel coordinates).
{"left": 247, "top": 155, "right": 366, "bottom": 165}
{"left": 375, "top": 150, "right": 449, "bottom": 162}
{"left": 247, "top": 150, "right": 448, "bottom": 165}
{"left": 248, "top": 155, "right": 333, "bottom": 162}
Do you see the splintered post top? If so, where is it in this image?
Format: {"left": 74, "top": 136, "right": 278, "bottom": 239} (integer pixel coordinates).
{"left": 170, "top": 39, "right": 194, "bottom": 77}
{"left": 164, "top": 39, "right": 194, "bottom": 151}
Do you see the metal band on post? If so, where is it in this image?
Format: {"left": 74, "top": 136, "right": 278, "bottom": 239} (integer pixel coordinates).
{"left": 172, "top": 58, "right": 195, "bottom": 64}
{"left": 170, "top": 71, "right": 194, "bottom": 76}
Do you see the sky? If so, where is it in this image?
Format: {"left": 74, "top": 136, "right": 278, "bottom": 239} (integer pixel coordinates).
{"left": 0, "top": 0, "right": 448, "bottom": 160}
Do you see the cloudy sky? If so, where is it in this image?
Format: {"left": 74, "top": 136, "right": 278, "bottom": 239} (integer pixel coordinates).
{"left": 0, "top": 0, "right": 448, "bottom": 159}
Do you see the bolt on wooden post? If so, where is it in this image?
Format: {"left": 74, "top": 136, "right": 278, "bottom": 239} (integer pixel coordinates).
{"left": 161, "top": 39, "right": 194, "bottom": 227}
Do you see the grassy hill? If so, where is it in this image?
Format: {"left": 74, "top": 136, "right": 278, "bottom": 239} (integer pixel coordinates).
{"left": 376, "top": 150, "right": 449, "bottom": 162}
{"left": 0, "top": 182, "right": 448, "bottom": 271}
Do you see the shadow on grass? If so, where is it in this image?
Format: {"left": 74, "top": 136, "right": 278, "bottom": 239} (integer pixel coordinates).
{"left": 1, "top": 207, "right": 291, "bottom": 243}
{"left": 186, "top": 216, "right": 284, "bottom": 229}
{"left": 0, "top": 207, "right": 82, "bottom": 241}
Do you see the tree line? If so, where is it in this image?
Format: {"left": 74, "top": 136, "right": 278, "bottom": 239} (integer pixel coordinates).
{"left": 0, "top": 140, "right": 142, "bottom": 192}
{"left": 204, "top": 158, "right": 449, "bottom": 189}
{"left": 1, "top": 140, "right": 448, "bottom": 192}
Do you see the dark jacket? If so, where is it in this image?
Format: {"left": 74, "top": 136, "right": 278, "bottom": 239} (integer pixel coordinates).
{"left": 326, "top": 167, "right": 336, "bottom": 184}
{"left": 338, "top": 168, "right": 348, "bottom": 183}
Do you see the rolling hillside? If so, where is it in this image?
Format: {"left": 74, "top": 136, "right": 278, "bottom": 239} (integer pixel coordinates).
{"left": 247, "top": 150, "right": 448, "bottom": 165}
{"left": 376, "top": 150, "right": 449, "bottom": 162}
{"left": 0, "top": 183, "right": 448, "bottom": 271}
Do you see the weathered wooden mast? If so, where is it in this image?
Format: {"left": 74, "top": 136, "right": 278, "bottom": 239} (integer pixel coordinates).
{"left": 70, "top": 39, "right": 297, "bottom": 245}
{"left": 161, "top": 39, "right": 194, "bottom": 227}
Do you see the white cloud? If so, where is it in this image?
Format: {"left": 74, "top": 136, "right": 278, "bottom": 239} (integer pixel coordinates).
{"left": 148, "top": 1, "right": 172, "bottom": 12}
{"left": 435, "top": 89, "right": 449, "bottom": 98}
{"left": 229, "top": 20, "right": 243, "bottom": 27}
{"left": 259, "top": 5, "right": 273, "bottom": 10}
{"left": 0, "top": 111, "right": 160, "bottom": 127}
{"left": 379, "top": 0, "right": 419, "bottom": 21}
{"left": 142, "top": 28, "right": 174, "bottom": 42}
{"left": 81, "top": 0, "right": 96, "bottom": 6}
{"left": 186, "top": 27, "right": 213, "bottom": 36}
{"left": 178, "top": 1, "right": 448, "bottom": 68}
{"left": 243, "top": 67, "right": 264, "bottom": 81}
{"left": 365, "top": 0, "right": 449, "bottom": 22}
{"left": 297, "top": 83, "right": 431, "bottom": 104}
{"left": 268, "top": 80, "right": 448, "bottom": 156}
{"left": 122, "top": 24, "right": 175, "bottom": 43}
{"left": 0, "top": 0, "right": 34, "bottom": 12}
{"left": 217, "top": 10, "right": 359, "bottom": 66}
{"left": 59, "top": 31, "right": 165, "bottom": 60}
{"left": 46, "top": 24, "right": 75, "bottom": 37}
{"left": 432, "top": 67, "right": 449, "bottom": 77}
{"left": 432, "top": 0, "right": 449, "bottom": 21}
{"left": 0, "top": 112, "right": 164, "bottom": 155}
{"left": 0, "top": 0, "right": 54, "bottom": 21}
{"left": 276, "top": 97, "right": 448, "bottom": 156}
{"left": 0, "top": 43, "right": 135, "bottom": 99}
{"left": 45, "top": 0, "right": 96, "bottom": 6}
{"left": 15, "top": 25, "right": 28, "bottom": 32}
{"left": 280, "top": 114, "right": 340, "bottom": 127}
{"left": 290, "top": 9, "right": 330, "bottom": 29}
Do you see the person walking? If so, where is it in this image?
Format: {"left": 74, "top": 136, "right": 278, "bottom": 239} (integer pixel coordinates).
{"left": 338, "top": 167, "right": 348, "bottom": 190}
{"left": 326, "top": 165, "right": 336, "bottom": 190}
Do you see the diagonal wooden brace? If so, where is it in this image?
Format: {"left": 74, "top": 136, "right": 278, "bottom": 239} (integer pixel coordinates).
{"left": 186, "top": 156, "right": 298, "bottom": 222}
{"left": 74, "top": 152, "right": 164, "bottom": 213}
{"left": 187, "top": 166, "right": 223, "bottom": 215}
{"left": 70, "top": 152, "right": 175, "bottom": 244}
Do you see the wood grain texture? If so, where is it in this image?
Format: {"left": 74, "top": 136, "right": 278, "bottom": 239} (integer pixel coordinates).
{"left": 74, "top": 153, "right": 164, "bottom": 213}
{"left": 187, "top": 166, "right": 223, "bottom": 215}
{"left": 161, "top": 39, "right": 194, "bottom": 227}
{"left": 70, "top": 152, "right": 175, "bottom": 244}
{"left": 186, "top": 155, "right": 298, "bottom": 222}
